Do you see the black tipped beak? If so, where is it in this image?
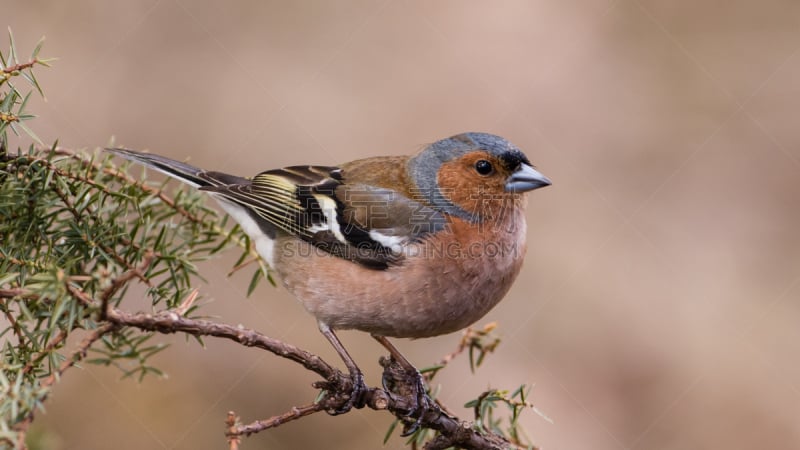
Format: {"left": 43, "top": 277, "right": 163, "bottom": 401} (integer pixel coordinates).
{"left": 505, "top": 164, "right": 551, "bottom": 193}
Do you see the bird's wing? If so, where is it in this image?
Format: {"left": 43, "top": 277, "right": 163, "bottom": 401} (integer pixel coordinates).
{"left": 203, "top": 166, "right": 448, "bottom": 270}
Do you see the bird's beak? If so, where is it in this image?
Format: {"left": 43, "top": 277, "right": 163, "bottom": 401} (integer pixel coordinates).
{"left": 505, "top": 164, "right": 551, "bottom": 192}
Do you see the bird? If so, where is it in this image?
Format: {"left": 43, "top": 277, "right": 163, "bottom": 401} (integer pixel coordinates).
{"left": 106, "top": 132, "right": 550, "bottom": 424}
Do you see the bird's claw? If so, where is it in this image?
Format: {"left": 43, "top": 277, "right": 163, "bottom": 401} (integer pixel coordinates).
{"left": 399, "top": 371, "right": 428, "bottom": 436}
{"left": 381, "top": 363, "right": 429, "bottom": 436}
{"left": 327, "top": 371, "right": 367, "bottom": 415}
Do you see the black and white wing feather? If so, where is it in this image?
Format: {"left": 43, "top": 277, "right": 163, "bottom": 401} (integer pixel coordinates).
{"left": 204, "top": 165, "right": 448, "bottom": 269}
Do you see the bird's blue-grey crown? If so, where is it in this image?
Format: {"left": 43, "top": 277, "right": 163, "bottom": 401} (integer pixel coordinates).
{"left": 407, "top": 132, "right": 534, "bottom": 221}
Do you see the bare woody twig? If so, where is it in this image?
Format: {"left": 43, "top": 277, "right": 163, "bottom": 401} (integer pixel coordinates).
{"left": 7, "top": 277, "right": 517, "bottom": 448}
{"left": 104, "top": 308, "right": 336, "bottom": 380}
{"left": 226, "top": 412, "right": 241, "bottom": 450}
{"left": 21, "top": 329, "right": 68, "bottom": 376}
{"left": 228, "top": 403, "right": 324, "bottom": 438}
{"left": 1, "top": 59, "right": 37, "bottom": 74}
{"left": 0, "top": 288, "right": 39, "bottom": 299}
{"left": 1, "top": 300, "right": 25, "bottom": 343}
{"left": 104, "top": 307, "right": 517, "bottom": 450}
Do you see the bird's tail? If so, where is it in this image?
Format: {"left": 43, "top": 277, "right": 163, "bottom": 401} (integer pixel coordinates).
{"left": 105, "top": 148, "right": 246, "bottom": 188}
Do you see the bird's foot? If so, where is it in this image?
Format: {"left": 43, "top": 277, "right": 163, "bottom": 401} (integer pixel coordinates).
{"left": 379, "top": 357, "right": 430, "bottom": 436}
{"left": 400, "top": 370, "right": 429, "bottom": 436}
{"left": 321, "top": 370, "right": 367, "bottom": 415}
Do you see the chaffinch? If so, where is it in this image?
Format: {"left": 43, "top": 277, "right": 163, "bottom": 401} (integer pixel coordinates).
{"left": 107, "top": 132, "right": 550, "bottom": 419}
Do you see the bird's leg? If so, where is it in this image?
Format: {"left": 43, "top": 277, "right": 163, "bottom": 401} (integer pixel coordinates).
{"left": 372, "top": 334, "right": 429, "bottom": 436}
{"left": 318, "top": 322, "right": 367, "bottom": 414}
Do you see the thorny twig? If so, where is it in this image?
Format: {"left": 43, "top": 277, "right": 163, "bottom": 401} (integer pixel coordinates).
{"left": 11, "top": 323, "right": 116, "bottom": 448}
{"left": 99, "top": 250, "right": 155, "bottom": 319}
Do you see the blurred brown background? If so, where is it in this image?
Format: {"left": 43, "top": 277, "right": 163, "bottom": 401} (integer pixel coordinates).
{"left": 5, "top": 1, "right": 800, "bottom": 449}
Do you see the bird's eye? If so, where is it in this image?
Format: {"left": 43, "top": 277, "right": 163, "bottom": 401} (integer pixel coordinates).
{"left": 474, "top": 159, "right": 493, "bottom": 175}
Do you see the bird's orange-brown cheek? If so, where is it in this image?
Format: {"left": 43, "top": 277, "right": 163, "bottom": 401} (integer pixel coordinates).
{"left": 436, "top": 156, "right": 507, "bottom": 217}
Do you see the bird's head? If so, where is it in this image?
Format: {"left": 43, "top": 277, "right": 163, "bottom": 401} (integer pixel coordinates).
{"left": 408, "top": 132, "right": 551, "bottom": 222}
